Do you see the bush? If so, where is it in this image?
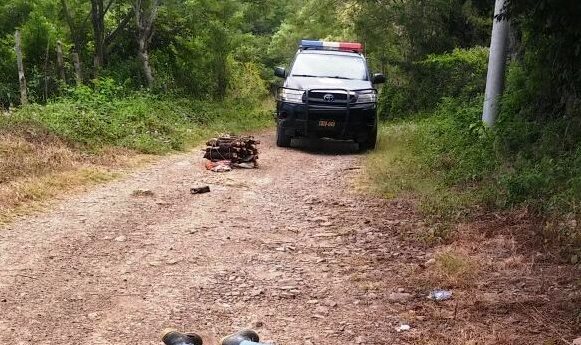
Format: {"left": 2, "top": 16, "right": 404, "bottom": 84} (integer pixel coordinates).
{"left": 3, "top": 78, "right": 272, "bottom": 154}
{"left": 367, "top": 92, "right": 579, "bottom": 249}
{"left": 379, "top": 47, "right": 488, "bottom": 119}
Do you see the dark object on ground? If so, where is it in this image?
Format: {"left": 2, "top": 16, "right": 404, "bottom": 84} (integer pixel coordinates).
{"left": 131, "top": 189, "right": 155, "bottom": 197}
{"left": 161, "top": 329, "right": 203, "bottom": 345}
{"left": 203, "top": 135, "right": 260, "bottom": 166}
{"left": 221, "top": 329, "right": 262, "bottom": 345}
{"left": 190, "top": 186, "right": 211, "bottom": 194}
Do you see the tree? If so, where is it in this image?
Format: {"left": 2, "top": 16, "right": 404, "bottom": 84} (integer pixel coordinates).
{"left": 134, "top": 0, "right": 159, "bottom": 87}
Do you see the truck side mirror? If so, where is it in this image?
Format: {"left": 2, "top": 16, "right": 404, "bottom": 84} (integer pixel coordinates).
{"left": 372, "top": 73, "right": 386, "bottom": 84}
{"left": 274, "top": 67, "right": 287, "bottom": 78}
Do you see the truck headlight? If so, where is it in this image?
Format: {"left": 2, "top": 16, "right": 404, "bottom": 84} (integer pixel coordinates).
{"left": 279, "top": 89, "right": 305, "bottom": 103}
{"left": 355, "top": 91, "right": 377, "bottom": 104}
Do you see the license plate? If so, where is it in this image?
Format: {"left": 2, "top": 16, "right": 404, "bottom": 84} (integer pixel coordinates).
{"left": 318, "top": 120, "right": 336, "bottom": 128}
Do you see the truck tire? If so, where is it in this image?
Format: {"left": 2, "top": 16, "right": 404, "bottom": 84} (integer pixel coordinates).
{"left": 276, "top": 123, "right": 291, "bottom": 147}
{"left": 358, "top": 126, "right": 377, "bottom": 151}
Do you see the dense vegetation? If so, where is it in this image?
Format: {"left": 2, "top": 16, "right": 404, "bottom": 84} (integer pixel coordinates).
{"left": 0, "top": 0, "right": 579, "bottom": 249}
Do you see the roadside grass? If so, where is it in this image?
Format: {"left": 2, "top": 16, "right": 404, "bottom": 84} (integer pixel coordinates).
{"left": 0, "top": 167, "right": 119, "bottom": 223}
{"left": 363, "top": 118, "right": 481, "bottom": 223}
{"left": 0, "top": 93, "right": 273, "bottom": 224}
{"left": 428, "top": 249, "right": 480, "bottom": 288}
{"left": 362, "top": 97, "right": 580, "bottom": 254}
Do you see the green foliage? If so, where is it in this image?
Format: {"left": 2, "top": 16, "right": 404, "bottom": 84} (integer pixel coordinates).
{"left": 268, "top": 0, "right": 356, "bottom": 64}
{"left": 505, "top": 0, "right": 581, "bottom": 122}
{"left": 367, "top": 98, "right": 495, "bottom": 219}
{"left": 379, "top": 47, "right": 489, "bottom": 119}
{"left": 368, "top": 96, "right": 579, "bottom": 247}
{"left": 3, "top": 79, "right": 272, "bottom": 154}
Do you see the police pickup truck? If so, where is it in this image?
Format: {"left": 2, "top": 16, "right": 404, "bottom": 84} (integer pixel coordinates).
{"left": 274, "top": 40, "right": 385, "bottom": 150}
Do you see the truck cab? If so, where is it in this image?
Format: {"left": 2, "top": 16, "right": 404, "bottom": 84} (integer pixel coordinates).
{"left": 274, "top": 40, "right": 385, "bottom": 150}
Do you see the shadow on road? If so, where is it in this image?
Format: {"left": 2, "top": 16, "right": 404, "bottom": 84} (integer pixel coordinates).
{"left": 290, "top": 138, "right": 361, "bottom": 155}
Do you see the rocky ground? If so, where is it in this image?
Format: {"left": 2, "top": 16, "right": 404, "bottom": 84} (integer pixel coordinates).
{"left": 0, "top": 132, "right": 578, "bottom": 345}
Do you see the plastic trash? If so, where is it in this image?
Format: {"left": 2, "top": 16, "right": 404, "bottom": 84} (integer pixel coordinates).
{"left": 205, "top": 160, "right": 232, "bottom": 172}
{"left": 428, "top": 289, "right": 453, "bottom": 301}
{"left": 396, "top": 324, "right": 411, "bottom": 332}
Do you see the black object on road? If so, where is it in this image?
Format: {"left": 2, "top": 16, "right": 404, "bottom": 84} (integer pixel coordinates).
{"left": 190, "top": 186, "right": 211, "bottom": 194}
{"left": 161, "top": 330, "right": 203, "bottom": 345}
{"left": 221, "top": 329, "right": 261, "bottom": 345}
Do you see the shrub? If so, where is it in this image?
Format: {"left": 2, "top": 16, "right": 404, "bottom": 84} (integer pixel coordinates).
{"left": 3, "top": 78, "right": 272, "bottom": 154}
{"left": 379, "top": 47, "right": 488, "bottom": 119}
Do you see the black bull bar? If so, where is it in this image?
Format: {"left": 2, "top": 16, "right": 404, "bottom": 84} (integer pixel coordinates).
{"left": 277, "top": 87, "right": 377, "bottom": 137}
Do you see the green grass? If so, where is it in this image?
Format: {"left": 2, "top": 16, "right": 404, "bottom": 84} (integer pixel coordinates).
{"left": 2, "top": 91, "right": 272, "bottom": 155}
{"left": 366, "top": 98, "right": 492, "bottom": 220}
{"left": 364, "top": 97, "right": 580, "bottom": 251}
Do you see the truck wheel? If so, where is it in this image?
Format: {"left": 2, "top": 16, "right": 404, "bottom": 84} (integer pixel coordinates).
{"left": 276, "top": 123, "right": 291, "bottom": 147}
{"left": 358, "top": 126, "right": 377, "bottom": 151}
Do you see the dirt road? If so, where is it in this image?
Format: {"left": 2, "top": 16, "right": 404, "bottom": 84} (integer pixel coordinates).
{"left": 0, "top": 132, "right": 578, "bottom": 345}
{"left": 0, "top": 133, "right": 420, "bottom": 344}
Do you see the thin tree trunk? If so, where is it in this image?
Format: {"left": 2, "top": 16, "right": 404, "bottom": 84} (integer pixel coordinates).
{"left": 134, "top": 0, "right": 159, "bottom": 88}
{"left": 15, "top": 30, "right": 27, "bottom": 106}
{"left": 91, "top": 0, "right": 105, "bottom": 72}
{"left": 72, "top": 52, "right": 83, "bottom": 85}
{"left": 137, "top": 39, "right": 154, "bottom": 87}
{"left": 44, "top": 39, "right": 50, "bottom": 101}
{"left": 61, "top": 0, "right": 84, "bottom": 56}
{"left": 56, "top": 41, "right": 66, "bottom": 82}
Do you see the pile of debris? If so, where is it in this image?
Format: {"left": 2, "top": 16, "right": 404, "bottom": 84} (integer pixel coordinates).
{"left": 203, "top": 135, "right": 260, "bottom": 171}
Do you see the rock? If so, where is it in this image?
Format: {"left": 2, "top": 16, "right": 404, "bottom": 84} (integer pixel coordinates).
{"left": 388, "top": 292, "right": 412, "bottom": 302}
{"left": 251, "top": 289, "right": 264, "bottom": 296}
{"left": 325, "top": 300, "right": 338, "bottom": 308}
{"left": 424, "top": 258, "right": 436, "bottom": 266}
{"left": 251, "top": 320, "right": 264, "bottom": 328}
{"left": 573, "top": 337, "right": 581, "bottom": 345}
{"left": 354, "top": 336, "right": 364, "bottom": 344}
{"left": 397, "top": 287, "right": 406, "bottom": 293}
{"left": 397, "top": 324, "right": 411, "bottom": 332}
{"left": 131, "top": 189, "right": 154, "bottom": 197}
{"left": 114, "top": 235, "right": 126, "bottom": 242}
{"left": 314, "top": 305, "right": 329, "bottom": 316}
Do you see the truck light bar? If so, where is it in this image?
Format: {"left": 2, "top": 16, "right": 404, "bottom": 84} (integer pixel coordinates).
{"left": 300, "top": 40, "right": 363, "bottom": 53}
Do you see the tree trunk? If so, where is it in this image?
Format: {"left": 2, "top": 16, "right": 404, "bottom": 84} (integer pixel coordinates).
{"left": 91, "top": 0, "right": 105, "bottom": 72}
{"left": 134, "top": 0, "right": 159, "bottom": 88}
{"left": 15, "top": 30, "right": 27, "bottom": 106}
{"left": 56, "top": 41, "right": 66, "bottom": 82}
{"left": 138, "top": 39, "right": 154, "bottom": 87}
{"left": 72, "top": 52, "right": 83, "bottom": 85}
{"left": 61, "top": 0, "right": 84, "bottom": 56}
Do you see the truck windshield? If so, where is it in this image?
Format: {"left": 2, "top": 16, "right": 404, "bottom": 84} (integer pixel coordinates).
{"left": 290, "top": 53, "right": 368, "bottom": 80}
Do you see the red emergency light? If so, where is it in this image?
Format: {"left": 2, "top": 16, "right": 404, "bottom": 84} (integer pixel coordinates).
{"left": 300, "top": 40, "right": 364, "bottom": 53}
